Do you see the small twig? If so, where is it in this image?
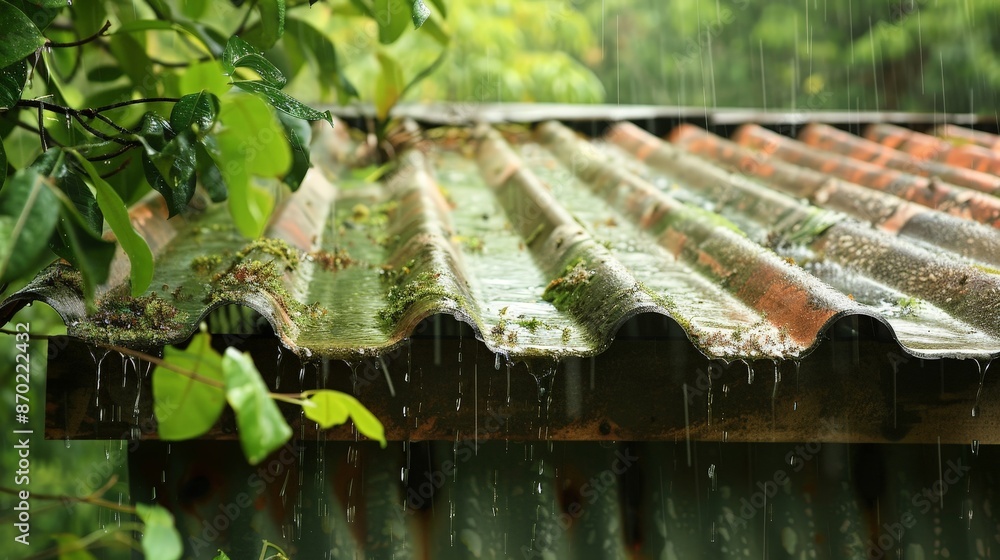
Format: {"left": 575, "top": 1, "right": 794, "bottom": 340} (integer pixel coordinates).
{"left": 46, "top": 20, "right": 112, "bottom": 48}
{"left": 99, "top": 157, "right": 134, "bottom": 179}
{"left": 94, "top": 112, "right": 133, "bottom": 135}
{"left": 103, "top": 342, "right": 227, "bottom": 389}
{"left": 84, "top": 97, "right": 181, "bottom": 115}
{"left": 0, "top": 476, "right": 134, "bottom": 515}
{"left": 72, "top": 113, "right": 130, "bottom": 145}
{"left": 86, "top": 142, "right": 139, "bottom": 162}
{"left": 234, "top": 0, "right": 259, "bottom": 36}
{"left": 36, "top": 106, "right": 47, "bottom": 151}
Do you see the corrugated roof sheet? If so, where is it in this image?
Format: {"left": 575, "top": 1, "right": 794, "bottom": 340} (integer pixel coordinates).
{"left": 4, "top": 118, "right": 1000, "bottom": 361}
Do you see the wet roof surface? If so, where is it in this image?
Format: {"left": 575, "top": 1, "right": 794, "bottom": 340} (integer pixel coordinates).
{"left": 5, "top": 117, "right": 1000, "bottom": 361}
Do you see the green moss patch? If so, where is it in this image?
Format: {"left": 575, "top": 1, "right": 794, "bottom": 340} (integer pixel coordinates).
{"left": 542, "top": 258, "right": 595, "bottom": 310}
{"left": 377, "top": 271, "right": 451, "bottom": 327}
{"left": 91, "top": 289, "right": 184, "bottom": 332}
{"left": 311, "top": 248, "right": 357, "bottom": 271}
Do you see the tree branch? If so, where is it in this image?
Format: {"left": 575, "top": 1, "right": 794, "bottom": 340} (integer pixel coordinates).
{"left": 46, "top": 20, "right": 112, "bottom": 48}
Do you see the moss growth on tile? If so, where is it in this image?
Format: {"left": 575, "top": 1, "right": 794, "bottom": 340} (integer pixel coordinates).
{"left": 236, "top": 238, "right": 301, "bottom": 270}
{"left": 542, "top": 257, "right": 594, "bottom": 310}
{"left": 453, "top": 235, "right": 485, "bottom": 253}
{"left": 312, "top": 248, "right": 357, "bottom": 271}
{"left": 209, "top": 259, "right": 307, "bottom": 315}
{"left": 348, "top": 200, "right": 398, "bottom": 228}
{"left": 377, "top": 271, "right": 453, "bottom": 327}
{"left": 190, "top": 255, "right": 223, "bottom": 274}
{"left": 90, "top": 288, "right": 185, "bottom": 332}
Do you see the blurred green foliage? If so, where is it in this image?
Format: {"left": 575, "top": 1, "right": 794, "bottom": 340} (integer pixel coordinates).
{"left": 585, "top": 0, "right": 1000, "bottom": 112}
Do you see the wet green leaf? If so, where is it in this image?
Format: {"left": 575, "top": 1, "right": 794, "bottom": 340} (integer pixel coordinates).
{"left": 136, "top": 112, "right": 173, "bottom": 152}
{"left": 341, "top": 393, "right": 387, "bottom": 447}
{"left": 277, "top": 111, "right": 312, "bottom": 191}
{"left": 72, "top": 153, "right": 154, "bottom": 296}
{"left": 304, "top": 390, "right": 385, "bottom": 446}
{"left": 154, "top": 328, "right": 225, "bottom": 440}
{"left": 84, "top": 64, "right": 124, "bottom": 83}
{"left": 180, "top": 60, "right": 232, "bottom": 97}
{"left": 6, "top": 0, "right": 63, "bottom": 31}
{"left": 304, "top": 390, "right": 349, "bottom": 427}
{"left": 410, "top": 0, "right": 430, "bottom": 28}
{"left": 170, "top": 91, "right": 220, "bottom": 136}
{"left": 0, "top": 0, "right": 46, "bottom": 69}
{"left": 244, "top": 0, "right": 286, "bottom": 50}
{"left": 375, "top": 0, "right": 409, "bottom": 44}
{"left": 427, "top": 0, "right": 446, "bottom": 18}
{"left": 222, "top": 36, "right": 286, "bottom": 88}
{"left": 212, "top": 552, "right": 232, "bottom": 560}
{"left": 232, "top": 80, "right": 333, "bottom": 125}
{"left": 222, "top": 348, "right": 292, "bottom": 464}
{"left": 0, "top": 59, "right": 27, "bottom": 109}
{"left": 135, "top": 503, "right": 183, "bottom": 560}
{"left": 142, "top": 132, "right": 198, "bottom": 217}
{"left": 213, "top": 94, "right": 288, "bottom": 237}
{"left": 0, "top": 168, "right": 59, "bottom": 283}
{"left": 195, "top": 138, "right": 227, "bottom": 202}
{"left": 58, "top": 174, "right": 102, "bottom": 236}
{"left": 49, "top": 216, "right": 116, "bottom": 303}
{"left": 283, "top": 18, "right": 358, "bottom": 102}
{"left": 0, "top": 140, "right": 5, "bottom": 191}
{"left": 374, "top": 51, "right": 404, "bottom": 120}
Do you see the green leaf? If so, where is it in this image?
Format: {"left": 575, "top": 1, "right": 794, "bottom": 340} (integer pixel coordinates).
{"left": 427, "top": 0, "right": 446, "bottom": 18}
{"left": 144, "top": 0, "right": 173, "bottom": 19}
{"left": 49, "top": 217, "right": 116, "bottom": 302}
{"left": 248, "top": 0, "right": 286, "bottom": 50}
{"left": 58, "top": 173, "right": 102, "bottom": 236}
{"left": 222, "top": 36, "right": 286, "bottom": 88}
{"left": 0, "top": 0, "right": 46, "bottom": 69}
{"left": 154, "top": 328, "right": 225, "bottom": 440}
{"left": 169, "top": 91, "right": 220, "bottom": 135}
{"left": 84, "top": 64, "right": 124, "bottom": 83}
{"left": 142, "top": 133, "right": 198, "bottom": 217}
{"left": 6, "top": 0, "right": 63, "bottom": 31}
{"left": 375, "top": 0, "right": 410, "bottom": 44}
{"left": 374, "top": 52, "right": 405, "bottom": 120}
{"left": 400, "top": 48, "right": 448, "bottom": 101}
{"left": 0, "top": 140, "right": 5, "bottom": 191}
{"left": 136, "top": 112, "right": 173, "bottom": 152}
{"left": 283, "top": 18, "right": 358, "bottom": 103}
{"left": 277, "top": 112, "right": 311, "bottom": 191}
{"left": 418, "top": 15, "right": 449, "bottom": 46}
{"left": 52, "top": 533, "right": 98, "bottom": 560}
{"left": 342, "top": 392, "right": 386, "bottom": 447}
{"left": 0, "top": 59, "right": 27, "bottom": 109}
{"left": 212, "top": 94, "right": 289, "bottom": 237}
{"left": 0, "top": 168, "right": 59, "bottom": 283}
{"left": 195, "top": 138, "right": 227, "bottom": 202}
{"left": 304, "top": 390, "right": 349, "bottom": 427}
{"left": 212, "top": 552, "right": 232, "bottom": 560}
{"left": 71, "top": 153, "right": 154, "bottom": 296}
{"left": 232, "top": 80, "right": 333, "bottom": 125}
{"left": 303, "top": 390, "right": 385, "bottom": 446}
{"left": 180, "top": 60, "right": 232, "bottom": 97}
{"left": 106, "top": 33, "right": 158, "bottom": 96}
{"left": 222, "top": 348, "right": 292, "bottom": 464}
{"left": 410, "top": 0, "right": 430, "bottom": 28}
{"left": 135, "top": 503, "right": 183, "bottom": 560}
